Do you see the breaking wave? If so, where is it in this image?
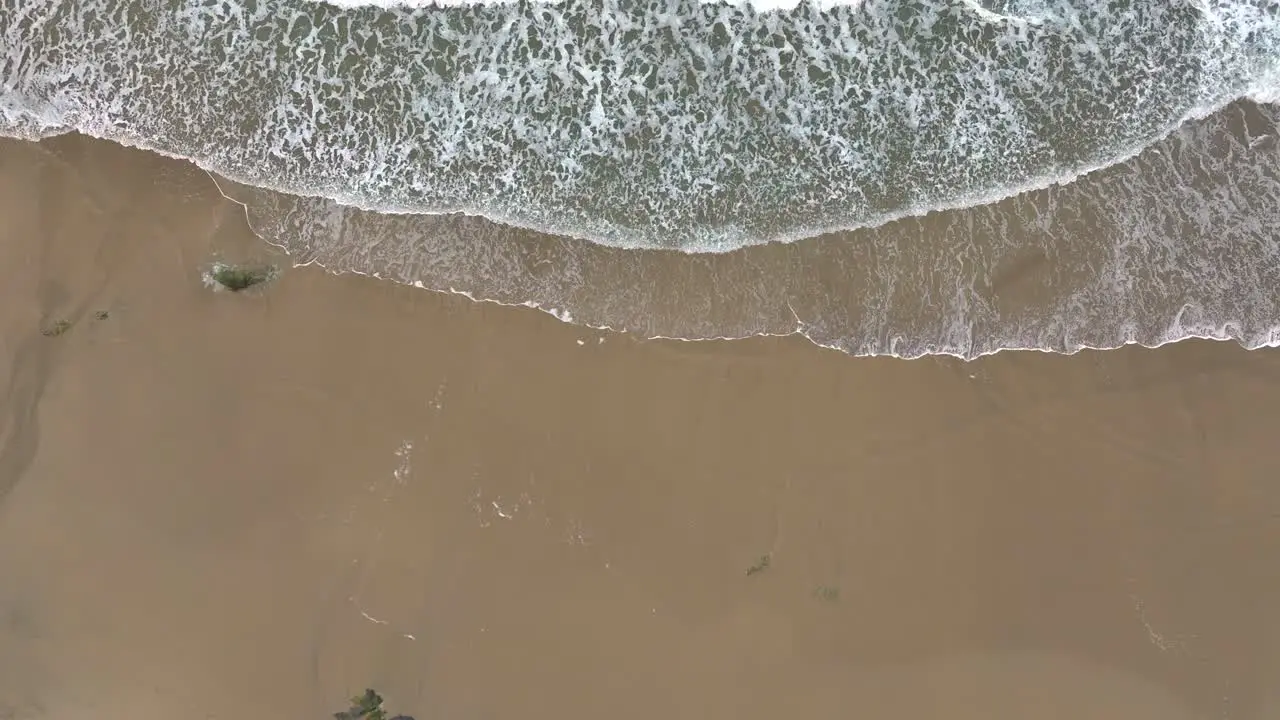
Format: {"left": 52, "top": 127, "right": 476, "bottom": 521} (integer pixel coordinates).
{"left": 4, "top": 0, "right": 1280, "bottom": 356}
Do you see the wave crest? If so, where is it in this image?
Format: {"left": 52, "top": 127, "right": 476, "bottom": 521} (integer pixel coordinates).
{"left": 212, "top": 101, "right": 1280, "bottom": 358}
{"left": 3, "top": 0, "right": 1278, "bottom": 249}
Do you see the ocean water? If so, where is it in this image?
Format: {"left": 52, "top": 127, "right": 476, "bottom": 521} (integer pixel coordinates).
{"left": 3, "top": 0, "right": 1280, "bottom": 357}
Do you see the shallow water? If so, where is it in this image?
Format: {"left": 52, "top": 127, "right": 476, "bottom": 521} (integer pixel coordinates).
{"left": 4, "top": 0, "right": 1280, "bottom": 356}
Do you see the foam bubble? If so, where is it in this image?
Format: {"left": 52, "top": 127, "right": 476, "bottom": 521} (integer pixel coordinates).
{"left": 4, "top": 0, "right": 1280, "bottom": 357}
{"left": 203, "top": 99, "right": 1280, "bottom": 358}
{"left": 310, "top": 0, "right": 860, "bottom": 10}
{"left": 4, "top": 0, "right": 1277, "bottom": 250}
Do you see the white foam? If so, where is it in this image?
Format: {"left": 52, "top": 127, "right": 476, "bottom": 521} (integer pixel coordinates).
{"left": 5, "top": 0, "right": 1277, "bottom": 251}
{"left": 5, "top": 0, "right": 1280, "bottom": 357}
{"left": 311, "top": 0, "right": 860, "bottom": 10}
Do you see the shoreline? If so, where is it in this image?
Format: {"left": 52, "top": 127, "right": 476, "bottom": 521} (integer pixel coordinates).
{"left": 3, "top": 134, "right": 1280, "bottom": 719}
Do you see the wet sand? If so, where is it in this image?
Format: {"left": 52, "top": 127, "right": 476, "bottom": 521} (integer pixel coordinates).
{"left": 2, "top": 135, "right": 1280, "bottom": 720}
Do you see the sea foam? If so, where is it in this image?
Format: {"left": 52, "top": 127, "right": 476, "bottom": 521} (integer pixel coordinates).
{"left": 3, "top": 0, "right": 1280, "bottom": 357}
{"left": 4, "top": 0, "right": 1276, "bottom": 249}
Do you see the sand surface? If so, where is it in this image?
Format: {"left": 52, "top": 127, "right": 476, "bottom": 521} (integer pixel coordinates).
{"left": 3, "top": 135, "right": 1280, "bottom": 719}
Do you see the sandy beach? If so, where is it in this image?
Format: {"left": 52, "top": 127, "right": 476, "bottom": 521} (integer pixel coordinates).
{"left": 3, "top": 134, "right": 1280, "bottom": 719}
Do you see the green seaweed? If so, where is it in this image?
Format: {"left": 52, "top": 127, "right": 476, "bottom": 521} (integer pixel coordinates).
{"left": 333, "top": 688, "right": 399, "bottom": 720}
{"left": 210, "top": 263, "right": 274, "bottom": 292}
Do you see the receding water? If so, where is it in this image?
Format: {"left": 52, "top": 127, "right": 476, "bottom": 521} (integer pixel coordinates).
{"left": 4, "top": 0, "right": 1280, "bottom": 356}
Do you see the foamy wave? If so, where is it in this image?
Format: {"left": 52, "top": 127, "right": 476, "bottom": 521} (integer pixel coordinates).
{"left": 201, "top": 100, "right": 1280, "bottom": 359}
{"left": 308, "top": 0, "right": 1037, "bottom": 19}
{"left": 5, "top": 0, "right": 1280, "bottom": 358}
{"left": 311, "top": 0, "right": 859, "bottom": 9}
{"left": 3, "top": 0, "right": 1278, "bottom": 250}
